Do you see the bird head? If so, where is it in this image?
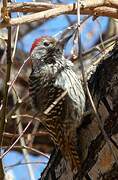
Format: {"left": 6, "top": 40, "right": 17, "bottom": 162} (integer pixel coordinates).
{"left": 30, "top": 36, "right": 64, "bottom": 74}
{"left": 30, "top": 36, "right": 57, "bottom": 54}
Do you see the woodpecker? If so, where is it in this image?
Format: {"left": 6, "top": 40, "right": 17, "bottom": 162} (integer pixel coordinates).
{"left": 29, "top": 36, "right": 85, "bottom": 173}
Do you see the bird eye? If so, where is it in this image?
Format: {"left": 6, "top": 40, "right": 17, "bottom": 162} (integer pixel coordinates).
{"left": 43, "top": 41, "right": 50, "bottom": 47}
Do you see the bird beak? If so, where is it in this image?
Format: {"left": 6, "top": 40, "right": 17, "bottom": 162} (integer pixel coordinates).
{"left": 58, "top": 32, "right": 74, "bottom": 49}
{"left": 55, "top": 40, "right": 63, "bottom": 50}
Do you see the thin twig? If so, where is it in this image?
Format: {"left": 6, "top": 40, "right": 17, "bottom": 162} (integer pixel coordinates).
{"left": 28, "top": 121, "right": 40, "bottom": 147}
{"left": 1, "top": 145, "right": 50, "bottom": 159}
{"left": 44, "top": 90, "right": 67, "bottom": 115}
{"left": 82, "top": 35, "right": 118, "bottom": 56}
{"left": 11, "top": 114, "right": 41, "bottom": 122}
{"left": 12, "top": 87, "right": 35, "bottom": 180}
{"left": 8, "top": 56, "right": 30, "bottom": 94}
{"left": 3, "top": 131, "right": 49, "bottom": 138}
{"left": 11, "top": 25, "right": 20, "bottom": 61}
{"left": 0, "top": 120, "right": 32, "bottom": 159}
{"left": 5, "top": 161, "right": 47, "bottom": 169}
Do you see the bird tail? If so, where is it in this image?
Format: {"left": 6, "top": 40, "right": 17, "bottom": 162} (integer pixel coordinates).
{"left": 60, "top": 128, "right": 81, "bottom": 174}
{"left": 46, "top": 121, "right": 81, "bottom": 174}
{"left": 65, "top": 142, "right": 81, "bottom": 174}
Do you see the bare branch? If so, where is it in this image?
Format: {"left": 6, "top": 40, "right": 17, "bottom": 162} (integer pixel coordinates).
{"left": 2, "top": 1, "right": 118, "bottom": 13}
{"left": 2, "top": 145, "right": 50, "bottom": 159}
{"left": 0, "top": 3, "right": 118, "bottom": 28}
{"left": 0, "top": 120, "right": 32, "bottom": 159}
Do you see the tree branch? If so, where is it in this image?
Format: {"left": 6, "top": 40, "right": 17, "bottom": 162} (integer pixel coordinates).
{"left": 2, "top": 1, "right": 118, "bottom": 13}
{"left": 0, "top": 2, "right": 118, "bottom": 28}
{"left": 0, "top": 26, "right": 12, "bottom": 180}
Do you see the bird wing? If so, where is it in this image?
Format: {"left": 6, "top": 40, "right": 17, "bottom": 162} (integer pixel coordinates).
{"left": 54, "top": 64, "right": 85, "bottom": 126}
